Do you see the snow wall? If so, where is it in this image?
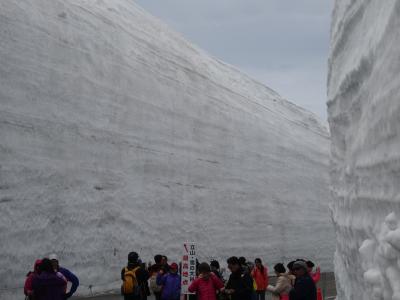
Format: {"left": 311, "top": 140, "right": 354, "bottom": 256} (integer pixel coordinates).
{"left": 328, "top": 1, "right": 400, "bottom": 299}
{"left": 0, "top": 0, "right": 333, "bottom": 298}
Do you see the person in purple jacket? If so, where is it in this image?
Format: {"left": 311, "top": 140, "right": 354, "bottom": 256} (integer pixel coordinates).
{"left": 50, "top": 254, "right": 80, "bottom": 298}
{"left": 156, "top": 263, "right": 181, "bottom": 300}
{"left": 32, "top": 258, "right": 67, "bottom": 300}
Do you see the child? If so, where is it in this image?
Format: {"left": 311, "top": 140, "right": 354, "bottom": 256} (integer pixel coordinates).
{"left": 189, "top": 262, "right": 224, "bottom": 300}
{"left": 157, "top": 263, "right": 181, "bottom": 300}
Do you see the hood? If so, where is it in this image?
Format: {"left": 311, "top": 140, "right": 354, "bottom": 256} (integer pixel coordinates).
{"left": 34, "top": 259, "right": 42, "bottom": 272}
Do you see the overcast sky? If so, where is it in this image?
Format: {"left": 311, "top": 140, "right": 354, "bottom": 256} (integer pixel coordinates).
{"left": 135, "top": 0, "right": 333, "bottom": 120}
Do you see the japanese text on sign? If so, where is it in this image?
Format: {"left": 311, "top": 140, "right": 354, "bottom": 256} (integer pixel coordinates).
{"left": 181, "top": 242, "right": 196, "bottom": 294}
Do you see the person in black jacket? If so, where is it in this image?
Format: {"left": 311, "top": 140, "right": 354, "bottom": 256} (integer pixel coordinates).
{"left": 121, "top": 252, "right": 149, "bottom": 300}
{"left": 149, "top": 255, "right": 163, "bottom": 300}
{"left": 289, "top": 261, "right": 316, "bottom": 300}
{"left": 210, "top": 260, "right": 224, "bottom": 282}
{"left": 225, "top": 256, "right": 253, "bottom": 300}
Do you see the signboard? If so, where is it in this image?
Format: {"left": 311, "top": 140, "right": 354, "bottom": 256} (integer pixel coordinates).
{"left": 181, "top": 242, "right": 197, "bottom": 294}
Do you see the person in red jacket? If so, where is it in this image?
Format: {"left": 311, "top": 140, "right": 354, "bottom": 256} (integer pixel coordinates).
{"left": 306, "top": 261, "right": 322, "bottom": 300}
{"left": 24, "top": 259, "right": 42, "bottom": 299}
{"left": 189, "top": 262, "right": 224, "bottom": 300}
{"left": 251, "top": 258, "right": 268, "bottom": 300}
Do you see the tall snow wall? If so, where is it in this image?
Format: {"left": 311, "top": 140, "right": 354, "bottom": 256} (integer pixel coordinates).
{"left": 0, "top": 0, "right": 332, "bottom": 298}
{"left": 328, "top": 1, "right": 400, "bottom": 299}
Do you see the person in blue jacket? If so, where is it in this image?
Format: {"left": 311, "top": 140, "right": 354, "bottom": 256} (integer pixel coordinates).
{"left": 156, "top": 263, "right": 181, "bottom": 300}
{"left": 50, "top": 254, "right": 79, "bottom": 299}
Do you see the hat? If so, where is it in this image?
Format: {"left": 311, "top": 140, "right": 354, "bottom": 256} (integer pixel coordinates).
{"left": 170, "top": 263, "right": 178, "bottom": 270}
{"left": 292, "top": 261, "right": 308, "bottom": 271}
{"left": 49, "top": 254, "right": 58, "bottom": 261}
{"left": 34, "top": 259, "right": 43, "bottom": 271}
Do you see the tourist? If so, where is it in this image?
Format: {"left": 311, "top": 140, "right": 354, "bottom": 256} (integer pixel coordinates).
{"left": 239, "top": 257, "right": 251, "bottom": 274}
{"left": 149, "top": 254, "right": 164, "bottom": 300}
{"left": 161, "top": 255, "right": 170, "bottom": 273}
{"left": 286, "top": 261, "right": 297, "bottom": 286}
{"left": 49, "top": 254, "right": 79, "bottom": 299}
{"left": 225, "top": 256, "right": 253, "bottom": 300}
{"left": 32, "top": 258, "right": 67, "bottom": 300}
{"left": 156, "top": 262, "right": 181, "bottom": 300}
{"left": 121, "top": 252, "right": 149, "bottom": 300}
{"left": 24, "top": 259, "right": 42, "bottom": 299}
{"left": 188, "top": 262, "right": 224, "bottom": 300}
{"left": 210, "top": 260, "right": 224, "bottom": 282}
{"left": 251, "top": 258, "right": 268, "bottom": 300}
{"left": 266, "top": 263, "right": 292, "bottom": 300}
{"left": 289, "top": 261, "right": 316, "bottom": 300}
{"left": 306, "top": 261, "right": 322, "bottom": 300}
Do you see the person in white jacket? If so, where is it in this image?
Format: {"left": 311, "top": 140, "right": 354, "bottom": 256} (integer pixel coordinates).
{"left": 267, "top": 263, "right": 292, "bottom": 300}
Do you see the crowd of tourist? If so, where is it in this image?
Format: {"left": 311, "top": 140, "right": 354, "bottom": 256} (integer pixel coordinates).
{"left": 121, "top": 252, "right": 323, "bottom": 300}
{"left": 23, "top": 251, "right": 322, "bottom": 300}
{"left": 24, "top": 254, "right": 79, "bottom": 300}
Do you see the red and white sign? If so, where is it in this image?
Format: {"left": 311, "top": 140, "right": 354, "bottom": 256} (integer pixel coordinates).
{"left": 181, "top": 242, "right": 197, "bottom": 294}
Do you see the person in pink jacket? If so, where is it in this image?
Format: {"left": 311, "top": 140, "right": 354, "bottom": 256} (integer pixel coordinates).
{"left": 307, "top": 261, "right": 322, "bottom": 300}
{"left": 188, "top": 262, "right": 224, "bottom": 300}
{"left": 24, "top": 259, "right": 42, "bottom": 299}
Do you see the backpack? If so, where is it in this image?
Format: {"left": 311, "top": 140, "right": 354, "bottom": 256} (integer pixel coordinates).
{"left": 122, "top": 267, "right": 140, "bottom": 295}
{"left": 149, "top": 273, "right": 163, "bottom": 293}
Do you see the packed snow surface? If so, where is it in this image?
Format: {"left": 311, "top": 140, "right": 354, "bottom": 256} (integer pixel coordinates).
{"left": 1, "top": 0, "right": 332, "bottom": 298}
{"left": 328, "top": 1, "right": 400, "bottom": 299}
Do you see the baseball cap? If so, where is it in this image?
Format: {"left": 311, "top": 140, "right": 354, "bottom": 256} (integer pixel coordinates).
{"left": 170, "top": 263, "right": 178, "bottom": 270}
{"left": 49, "top": 254, "right": 58, "bottom": 261}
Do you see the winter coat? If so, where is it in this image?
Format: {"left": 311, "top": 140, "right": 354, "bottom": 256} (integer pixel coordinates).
{"left": 121, "top": 263, "right": 149, "bottom": 300}
{"left": 188, "top": 273, "right": 224, "bottom": 300}
{"left": 310, "top": 269, "right": 320, "bottom": 284}
{"left": 32, "top": 271, "right": 67, "bottom": 300}
{"left": 251, "top": 266, "right": 268, "bottom": 291}
{"left": 267, "top": 273, "right": 292, "bottom": 300}
{"left": 58, "top": 267, "right": 79, "bottom": 298}
{"left": 24, "top": 272, "right": 37, "bottom": 298}
{"left": 212, "top": 270, "right": 224, "bottom": 282}
{"left": 226, "top": 269, "right": 253, "bottom": 300}
{"left": 157, "top": 272, "right": 181, "bottom": 300}
{"left": 24, "top": 259, "right": 42, "bottom": 297}
{"left": 310, "top": 269, "right": 322, "bottom": 300}
{"left": 150, "top": 263, "right": 163, "bottom": 276}
{"left": 121, "top": 263, "right": 149, "bottom": 282}
{"left": 289, "top": 274, "right": 316, "bottom": 300}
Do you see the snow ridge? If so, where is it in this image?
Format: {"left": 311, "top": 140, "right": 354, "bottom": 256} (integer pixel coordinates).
{"left": 328, "top": 1, "right": 400, "bottom": 299}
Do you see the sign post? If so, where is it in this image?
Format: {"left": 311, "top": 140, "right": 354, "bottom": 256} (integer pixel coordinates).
{"left": 181, "top": 242, "right": 197, "bottom": 295}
